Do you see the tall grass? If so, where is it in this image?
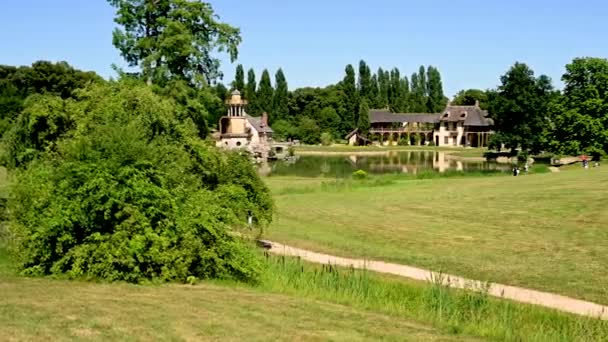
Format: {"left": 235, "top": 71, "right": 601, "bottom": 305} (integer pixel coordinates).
{"left": 259, "top": 255, "right": 608, "bottom": 341}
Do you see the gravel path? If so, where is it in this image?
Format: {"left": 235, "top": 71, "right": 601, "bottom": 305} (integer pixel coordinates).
{"left": 263, "top": 240, "right": 608, "bottom": 320}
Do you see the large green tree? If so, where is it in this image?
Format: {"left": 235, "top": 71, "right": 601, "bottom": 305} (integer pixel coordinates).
{"left": 233, "top": 64, "right": 245, "bottom": 91}
{"left": 388, "top": 68, "right": 403, "bottom": 112}
{"left": 358, "top": 60, "right": 372, "bottom": 104}
{"left": 452, "top": 88, "right": 489, "bottom": 109}
{"left": 426, "top": 66, "right": 446, "bottom": 113}
{"left": 377, "top": 67, "right": 389, "bottom": 109}
{"left": 488, "top": 62, "right": 556, "bottom": 153}
{"left": 272, "top": 68, "right": 289, "bottom": 123}
{"left": 340, "top": 64, "right": 358, "bottom": 133}
{"left": 547, "top": 57, "right": 608, "bottom": 157}
{"left": 108, "top": 0, "right": 241, "bottom": 86}
{"left": 357, "top": 98, "right": 370, "bottom": 133}
{"left": 257, "top": 69, "right": 274, "bottom": 115}
{"left": 245, "top": 68, "right": 257, "bottom": 114}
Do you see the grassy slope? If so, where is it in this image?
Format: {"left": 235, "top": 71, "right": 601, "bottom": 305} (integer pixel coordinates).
{"left": 266, "top": 168, "right": 608, "bottom": 304}
{"left": 0, "top": 243, "right": 466, "bottom": 341}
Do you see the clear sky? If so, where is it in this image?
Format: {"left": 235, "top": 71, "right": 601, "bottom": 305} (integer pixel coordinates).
{"left": 1, "top": 0, "right": 607, "bottom": 96}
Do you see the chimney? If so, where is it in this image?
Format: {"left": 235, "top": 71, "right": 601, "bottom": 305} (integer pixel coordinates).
{"left": 261, "top": 112, "right": 268, "bottom": 127}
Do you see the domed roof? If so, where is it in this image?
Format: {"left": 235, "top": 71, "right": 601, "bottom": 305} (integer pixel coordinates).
{"left": 231, "top": 89, "right": 241, "bottom": 96}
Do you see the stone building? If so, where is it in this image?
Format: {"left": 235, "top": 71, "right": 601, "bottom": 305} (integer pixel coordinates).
{"left": 367, "top": 101, "right": 493, "bottom": 147}
{"left": 216, "top": 90, "right": 273, "bottom": 157}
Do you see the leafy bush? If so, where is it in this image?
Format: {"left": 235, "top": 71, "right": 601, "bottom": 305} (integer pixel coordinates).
{"left": 352, "top": 169, "right": 368, "bottom": 180}
{"left": 398, "top": 137, "right": 409, "bottom": 146}
{"left": 320, "top": 132, "right": 333, "bottom": 146}
{"left": 7, "top": 82, "right": 273, "bottom": 283}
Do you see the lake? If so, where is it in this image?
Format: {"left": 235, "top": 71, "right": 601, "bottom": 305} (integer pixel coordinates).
{"left": 262, "top": 151, "right": 511, "bottom": 178}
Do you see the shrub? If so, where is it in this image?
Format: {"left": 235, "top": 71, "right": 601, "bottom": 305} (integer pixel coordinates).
{"left": 320, "top": 132, "right": 333, "bottom": 146}
{"left": 352, "top": 169, "right": 368, "bottom": 180}
{"left": 7, "top": 82, "right": 273, "bottom": 284}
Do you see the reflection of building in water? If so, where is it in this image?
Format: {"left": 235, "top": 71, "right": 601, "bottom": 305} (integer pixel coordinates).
{"left": 433, "top": 152, "right": 463, "bottom": 172}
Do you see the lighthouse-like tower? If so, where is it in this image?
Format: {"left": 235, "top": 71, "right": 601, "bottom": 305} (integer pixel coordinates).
{"left": 216, "top": 90, "right": 273, "bottom": 156}
{"left": 226, "top": 90, "right": 247, "bottom": 116}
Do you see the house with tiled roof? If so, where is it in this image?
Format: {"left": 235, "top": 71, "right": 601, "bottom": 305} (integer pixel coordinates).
{"left": 367, "top": 101, "right": 493, "bottom": 147}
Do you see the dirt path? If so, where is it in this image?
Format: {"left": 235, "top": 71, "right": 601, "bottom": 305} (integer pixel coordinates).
{"left": 263, "top": 240, "right": 608, "bottom": 320}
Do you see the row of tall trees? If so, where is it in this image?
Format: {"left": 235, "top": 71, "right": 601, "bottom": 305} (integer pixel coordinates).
{"left": 228, "top": 61, "right": 447, "bottom": 143}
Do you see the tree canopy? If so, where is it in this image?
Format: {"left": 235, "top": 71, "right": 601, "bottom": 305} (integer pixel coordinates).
{"left": 108, "top": 0, "right": 241, "bottom": 86}
{"left": 488, "top": 62, "right": 556, "bottom": 153}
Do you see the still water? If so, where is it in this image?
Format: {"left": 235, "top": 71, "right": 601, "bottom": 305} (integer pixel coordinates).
{"left": 262, "top": 151, "right": 511, "bottom": 178}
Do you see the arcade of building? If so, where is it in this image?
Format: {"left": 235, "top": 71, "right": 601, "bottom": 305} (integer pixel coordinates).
{"left": 363, "top": 101, "right": 494, "bottom": 147}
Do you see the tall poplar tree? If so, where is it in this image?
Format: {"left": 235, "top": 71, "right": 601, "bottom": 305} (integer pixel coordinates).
{"left": 233, "top": 64, "right": 245, "bottom": 91}
{"left": 370, "top": 74, "right": 380, "bottom": 108}
{"left": 426, "top": 66, "right": 446, "bottom": 113}
{"left": 272, "top": 68, "right": 289, "bottom": 122}
{"left": 341, "top": 64, "right": 358, "bottom": 133}
{"left": 377, "top": 67, "right": 389, "bottom": 109}
{"left": 257, "top": 69, "right": 274, "bottom": 115}
{"left": 245, "top": 68, "right": 257, "bottom": 114}
{"left": 358, "top": 60, "right": 372, "bottom": 104}
{"left": 357, "top": 98, "right": 370, "bottom": 133}
{"left": 388, "top": 68, "right": 402, "bottom": 112}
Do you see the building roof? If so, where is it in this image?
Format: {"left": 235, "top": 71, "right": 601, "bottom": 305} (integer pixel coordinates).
{"left": 245, "top": 114, "right": 274, "bottom": 134}
{"left": 345, "top": 128, "right": 359, "bottom": 139}
{"left": 439, "top": 105, "right": 493, "bottom": 126}
{"left": 370, "top": 105, "right": 493, "bottom": 127}
{"left": 369, "top": 110, "right": 440, "bottom": 124}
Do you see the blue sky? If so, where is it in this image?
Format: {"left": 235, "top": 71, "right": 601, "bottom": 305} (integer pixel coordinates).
{"left": 1, "top": 0, "right": 607, "bottom": 96}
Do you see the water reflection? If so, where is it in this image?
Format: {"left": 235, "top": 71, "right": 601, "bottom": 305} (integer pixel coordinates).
{"left": 265, "top": 151, "right": 511, "bottom": 178}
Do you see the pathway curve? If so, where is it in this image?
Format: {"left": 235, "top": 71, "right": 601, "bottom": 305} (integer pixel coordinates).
{"left": 262, "top": 240, "right": 608, "bottom": 320}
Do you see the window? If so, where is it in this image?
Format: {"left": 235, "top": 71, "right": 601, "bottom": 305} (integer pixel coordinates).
{"left": 444, "top": 136, "right": 449, "bottom": 145}
{"left": 236, "top": 141, "right": 242, "bottom": 147}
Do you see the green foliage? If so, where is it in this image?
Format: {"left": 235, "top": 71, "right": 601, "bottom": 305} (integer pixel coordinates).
{"left": 352, "top": 169, "right": 368, "bottom": 180}
{"left": 272, "top": 69, "right": 289, "bottom": 123}
{"left": 340, "top": 65, "right": 358, "bottom": 133}
{"left": 357, "top": 98, "right": 370, "bottom": 133}
{"left": 108, "top": 0, "right": 241, "bottom": 86}
{"left": 426, "top": 66, "right": 446, "bottom": 113}
{"left": 357, "top": 60, "right": 372, "bottom": 104}
{"left": 257, "top": 69, "right": 273, "bottom": 114}
{"left": 452, "top": 89, "right": 489, "bottom": 109}
{"left": 488, "top": 63, "right": 556, "bottom": 153}
{"left": 245, "top": 69, "right": 258, "bottom": 114}
{"left": 233, "top": 64, "right": 245, "bottom": 91}
{"left": 6, "top": 82, "right": 273, "bottom": 283}
{"left": 297, "top": 116, "right": 321, "bottom": 145}
{"left": 547, "top": 57, "right": 608, "bottom": 156}
{"left": 271, "top": 119, "right": 298, "bottom": 141}
{"left": 320, "top": 132, "right": 333, "bottom": 146}
{"left": 0, "top": 61, "right": 102, "bottom": 136}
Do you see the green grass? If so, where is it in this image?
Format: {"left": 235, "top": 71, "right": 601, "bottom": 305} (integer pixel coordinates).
{"left": 261, "top": 256, "right": 608, "bottom": 341}
{"left": 266, "top": 167, "right": 608, "bottom": 305}
{"left": 1, "top": 240, "right": 606, "bottom": 341}
{"left": 0, "top": 246, "right": 467, "bottom": 341}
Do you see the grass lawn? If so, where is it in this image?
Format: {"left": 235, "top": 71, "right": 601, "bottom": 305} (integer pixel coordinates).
{"left": 265, "top": 167, "right": 608, "bottom": 304}
{"left": 0, "top": 247, "right": 468, "bottom": 342}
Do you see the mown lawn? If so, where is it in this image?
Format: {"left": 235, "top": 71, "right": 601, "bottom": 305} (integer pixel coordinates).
{"left": 266, "top": 167, "right": 608, "bottom": 304}
{"left": 0, "top": 245, "right": 472, "bottom": 342}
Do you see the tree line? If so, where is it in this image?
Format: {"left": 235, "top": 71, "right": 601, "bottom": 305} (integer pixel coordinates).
{"left": 226, "top": 61, "right": 447, "bottom": 144}
{"left": 451, "top": 58, "right": 608, "bottom": 158}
